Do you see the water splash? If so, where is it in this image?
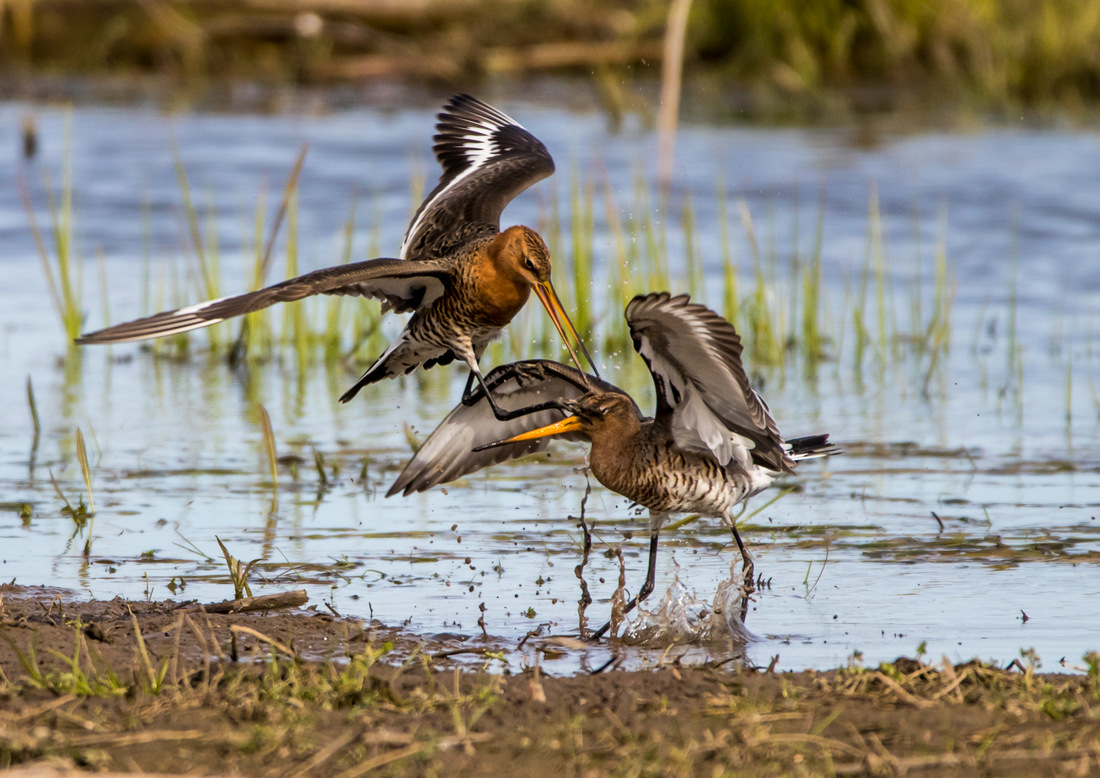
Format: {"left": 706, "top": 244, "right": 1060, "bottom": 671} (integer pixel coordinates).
{"left": 619, "top": 559, "right": 757, "bottom": 647}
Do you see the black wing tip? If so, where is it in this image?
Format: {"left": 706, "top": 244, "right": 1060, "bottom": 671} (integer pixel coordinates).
{"left": 74, "top": 330, "right": 130, "bottom": 345}
{"left": 384, "top": 481, "right": 406, "bottom": 498}
{"left": 339, "top": 365, "right": 386, "bottom": 403}
{"left": 433, "top": 94, "right": 549, "bottom": 160}
{"left": 626, "top": 291, "right": 745, "bottom": 351}
{"left": 386, "top": 472, "right": 438, "bottom": 497}
{"left": 442, "top": 93, "right": 479, "bottom": 112}
{"left": 75, "top": 324, "right": 123, "bottom": 344}
{"left": 626, "top": 291, "right": 704, "bottom": 318}
{"left": 439, "top": 93, "right": 502, "bottom": 118}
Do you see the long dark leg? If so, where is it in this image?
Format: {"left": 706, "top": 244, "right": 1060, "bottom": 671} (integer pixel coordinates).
{"left": 460, "top": 363, "right": 512, "bottom": 419}
{"left": 731, "top": 525, "right": 756, "bottom": 593}
{"left": 592, "top": 532, "right": 660, "bottom": 640}
{"left": 462, "top": 361, "right": 571, "bottom": 422}
{"left": 460, "top": 369, "right": 478, "bottom": 405}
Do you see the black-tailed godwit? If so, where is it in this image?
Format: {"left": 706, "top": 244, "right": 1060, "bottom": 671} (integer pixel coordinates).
{"left": 390, "top": 292, "right": 837, "bottom": 637}
{"left": 77, "top": 94, "right": 596, "bottom": 419}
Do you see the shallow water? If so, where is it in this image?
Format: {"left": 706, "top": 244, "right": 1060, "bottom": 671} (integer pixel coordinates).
{"left": 0, "top": 96, "right": 1098, "bottom": 674}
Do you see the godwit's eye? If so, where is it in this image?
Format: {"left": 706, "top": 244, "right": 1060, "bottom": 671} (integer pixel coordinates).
{"left": 524, "top": 257, "right": 536, "bottom": 271}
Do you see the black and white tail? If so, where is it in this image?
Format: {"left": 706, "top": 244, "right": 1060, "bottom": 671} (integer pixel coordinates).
{"left": 784, "top": 434, "right": 840, "bottom": 462}
{"left": 337, "top": 332, "right": 457, "bottom": 403}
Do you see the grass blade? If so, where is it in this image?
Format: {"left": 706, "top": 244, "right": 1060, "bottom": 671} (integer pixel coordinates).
{"left": 258, "top": 404, "right": 278, "bottom": 496}
{"left": 26, "top": 377, "right": 40, "bottom": 458}
{"left": 76, "top": 428, "right": 95, "bottom": 556}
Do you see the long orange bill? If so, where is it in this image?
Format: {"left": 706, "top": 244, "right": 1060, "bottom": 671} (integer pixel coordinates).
{"left": 473, "top": 415, "right": 583, "bottom": 452}
{"left": 534, "top": 281, "right": 601, "bottom": 380}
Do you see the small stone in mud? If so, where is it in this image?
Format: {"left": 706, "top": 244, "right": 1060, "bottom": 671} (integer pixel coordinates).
{"left": 83, "top": 622, "right": 111, "bottom": 643}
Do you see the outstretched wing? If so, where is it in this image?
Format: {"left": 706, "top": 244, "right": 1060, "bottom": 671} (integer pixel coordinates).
{"left": 625, "top": 292, "right": 793, "bottom": 472}
{"left": 387, "top": 360, "right": 625, "bottom": 497}
{"left": 399, "top": 94, "right": 555, "bottom": 262}
{"left": 77, "top": 259, "right": 449, "bottom": 345}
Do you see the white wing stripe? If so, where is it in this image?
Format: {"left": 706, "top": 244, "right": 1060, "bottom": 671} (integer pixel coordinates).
{"left": 399, "top": 99, "right": 532, "bottom": 259}
{"left": 176, "top": 294, "right": 233, "bottom": 316}
{"left": 400, "top": 164, "right": 480, "bottom": 258}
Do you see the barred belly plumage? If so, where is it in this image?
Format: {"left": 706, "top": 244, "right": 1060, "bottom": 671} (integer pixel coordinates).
{"left": 655, "top": 468, "right": 741, "bottom": 515}
{"left": 592, "top": 437, "right": 750, "bottom": 520}
{"left": 415, "top": 302, "right": 469, "bottom": 353}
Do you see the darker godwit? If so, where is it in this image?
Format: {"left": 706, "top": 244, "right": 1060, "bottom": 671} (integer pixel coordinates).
{"left": 77, "top": 94, "right": 596, "bottom": 419}
{"left": 390, "top": 292, "right": 838, "bottom": 638}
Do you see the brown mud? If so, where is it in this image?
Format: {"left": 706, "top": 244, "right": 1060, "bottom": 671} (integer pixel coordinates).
{"left": 0, "top": 585, "right": 1097, "bottom": 776}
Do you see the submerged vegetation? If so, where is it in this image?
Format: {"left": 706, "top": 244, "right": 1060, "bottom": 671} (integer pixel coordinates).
{"left": 4, "top": 1, "right": 1100, "bottom": 113}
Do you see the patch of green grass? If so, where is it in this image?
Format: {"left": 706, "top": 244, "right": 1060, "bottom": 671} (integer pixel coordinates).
{"left": 12, "top": 627, "right": 126, "bottom": 698}
{"left": 216, "top": 536, "right": 261, "bottom": 600}
{"left": 49, "top": 430, "right": 96, "bottom": 547}
{"left": 1, "top": 598, "right": 1097, "bottom": 777}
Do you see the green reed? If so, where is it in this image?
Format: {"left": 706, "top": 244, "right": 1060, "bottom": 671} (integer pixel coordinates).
{"left": 785, "top": 194, "right": 800, "bottom": 345}
{"left": 569, "top": 169, "right": 596, "bottom": 339}
{"left": 75, "top": 428, "right": 95, "bottom": 556}
{"left": 1006, "top": 206, "right": 1020, "bottom": 381}
{"left": 173, "top": 144, "right": 222, "bottom": 351}
{"left": 537, "top": 176, "right": 564, "bottom": 356}
{"left": 24, "top": 115, "right": 83, "bottom": 343}
{"left": 38, "top": 140, "right": 1008, "bottom": 396}
{"left": 215, "top": 536, "right": 259, "bottom": 600}
{"left": 800, "top": 201, "right": 826, "bottom": 365}
{"left": 282, "top": 192, "right": 310, "bottom": 371}
{"left": 920, "top": 206, "right": 954, "bottom": 392}
{"left": 1065, "top": 354, "right": 1073, "bottom": 429}
{"left": 640, "top": 175, "right": 670, "bottom": 291}
{"left": 323, "top": 197, "right": 358, "bottom": 361}
{"left": 257, "top": 403, "right": 279, "bottom": 510}
{"left": 600, "top": 171, "right": 633, "bottom": 353}
{"left": 869, "top": 187, "right": 891, "bottom": 368}
{"left": 717, "top": 182, "right": 739, "bottom": 329}
{"left": 739, "top": 200, "right": 782, "bottom": 366}
{"left": 239, "top": 187, "right": 274, "bottom": 362}
{"left": 329, "top": 192, "right": 388, "bottom": 368}
{"left": 47, "top": 427, "right": 96, "bottom": 554}
{"left": 26, "top": 377, "right": 40, "bottom": 457}
{"left": 681, "top": 192, "right": 703, "bottom": 299}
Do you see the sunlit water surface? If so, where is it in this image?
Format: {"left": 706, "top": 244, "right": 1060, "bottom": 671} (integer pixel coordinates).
{"left": 0, "top": 98, "right": 1098, "bottom": 674}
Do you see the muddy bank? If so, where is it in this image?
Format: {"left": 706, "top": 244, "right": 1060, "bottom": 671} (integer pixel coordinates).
{"left": 0, "top": 587, "right": 1096, "bottom": 775}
